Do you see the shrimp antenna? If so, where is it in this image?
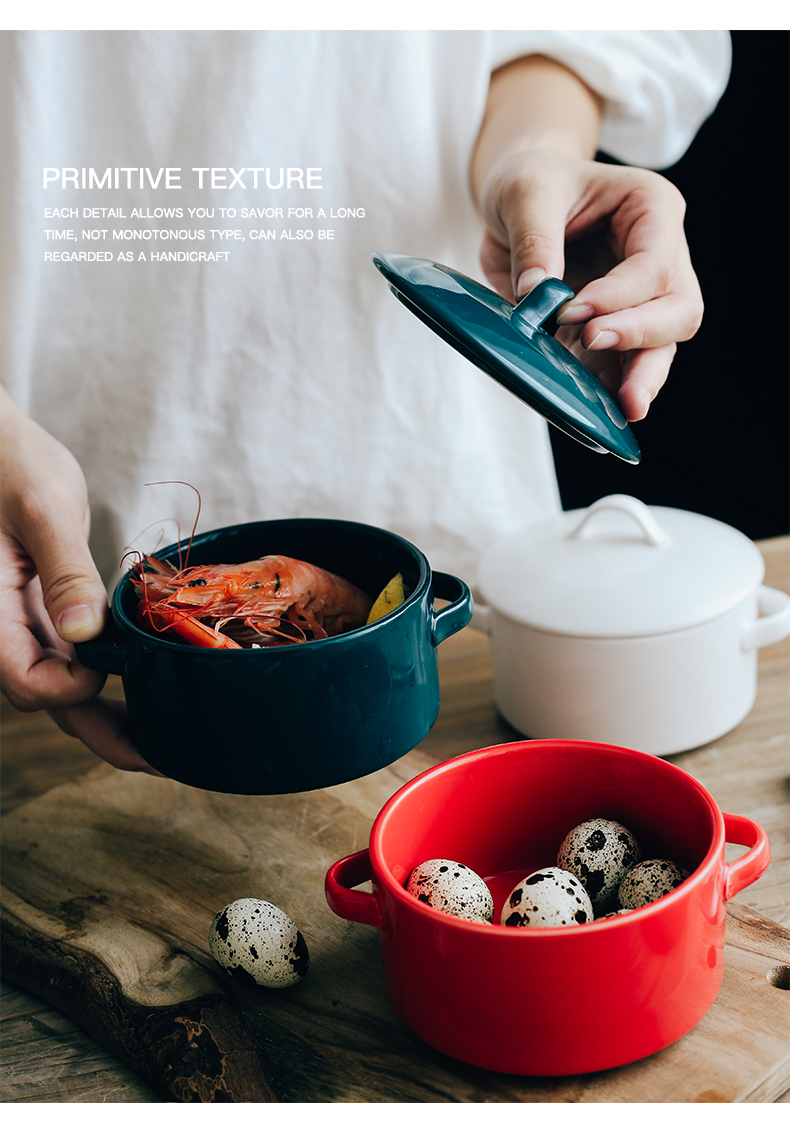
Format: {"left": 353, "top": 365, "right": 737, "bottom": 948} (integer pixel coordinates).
{"left": 120, "top": 548, "right": 143, "bottom": 570}
{"left": 122, "top": 520, "right": 180, "bottom": 563}
{"left": 144, "top": 481, "right": 202, "bottom": 570}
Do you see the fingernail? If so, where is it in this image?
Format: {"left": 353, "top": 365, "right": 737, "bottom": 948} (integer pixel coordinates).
{"left": 556, "top": 299, "right": 594, "bottom": 324}
{"left": 58, "top": 603, "right": 103, "bottom": 638}
{"left": 515, "top": 268, "right": 548, "bottom": 298}
{"left": 588, "top": 329, "right": 619, "bottom": 350}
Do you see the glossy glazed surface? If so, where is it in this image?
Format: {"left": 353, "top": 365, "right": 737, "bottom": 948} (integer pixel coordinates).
{"left": 477, "top": 495, "right": 767, "bottom": 637}
{"left": 373, "top": 253, "right": 641, "bottom": 464}
{"left": 75, "top": 518, "right": 472, "bottom": 794}
{"left": 326, "top": 740, "right": 769, "bottom": 1074}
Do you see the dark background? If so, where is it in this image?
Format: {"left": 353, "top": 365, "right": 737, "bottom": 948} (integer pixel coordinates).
{"left": 550, "top": 31, "right": 789, "bottom": 540}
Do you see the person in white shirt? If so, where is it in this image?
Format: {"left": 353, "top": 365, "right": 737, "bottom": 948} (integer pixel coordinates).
{"left": 0, "top": 31, "right": 731, "bottom": 772}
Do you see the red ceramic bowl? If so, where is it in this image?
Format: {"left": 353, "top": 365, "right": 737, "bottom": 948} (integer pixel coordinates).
{"left": 325, "top": 740, "right": 769, "bottom": 1075}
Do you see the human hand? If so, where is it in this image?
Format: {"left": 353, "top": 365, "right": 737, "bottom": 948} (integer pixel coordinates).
{"left": 477, "top": 147, "right": 703, "bottom": 421}
{"left": 0, "top": 388, "right": 157, "bottom": 772}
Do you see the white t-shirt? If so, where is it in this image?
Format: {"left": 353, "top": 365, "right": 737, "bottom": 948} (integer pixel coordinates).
{"left": 1, "top": 30, "right": 731, "bottom": 585}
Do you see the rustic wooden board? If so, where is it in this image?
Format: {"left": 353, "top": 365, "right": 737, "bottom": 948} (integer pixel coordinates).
{"left": 2, "top": 759, "right": 788, "bottom": 1104}
{"left": 2, "top": 536, "right": 788, "bottom": 1102}
{"left": 0, "top": 983, "right": 162, "bottom": 1104}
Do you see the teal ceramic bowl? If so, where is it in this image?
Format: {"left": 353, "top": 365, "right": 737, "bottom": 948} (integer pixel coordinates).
{"left": 75, "top": 518, "right": 472, "bottom": 794}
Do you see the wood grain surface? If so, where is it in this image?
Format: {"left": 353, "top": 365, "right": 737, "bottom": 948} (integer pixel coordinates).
{"left": 2, "top": 536, "right": 788, "bottom": 1104}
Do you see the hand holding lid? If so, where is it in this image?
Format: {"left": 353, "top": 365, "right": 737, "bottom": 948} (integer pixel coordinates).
{"left": 373, "top": 253, "right": 641, "bottom": 464}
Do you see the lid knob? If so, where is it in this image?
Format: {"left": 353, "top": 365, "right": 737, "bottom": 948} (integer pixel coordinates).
{"left": 510, "top": 278, "right": 575, "bottom": 336}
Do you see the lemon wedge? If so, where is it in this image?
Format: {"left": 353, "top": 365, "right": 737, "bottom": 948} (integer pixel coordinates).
{"left": 366, "top": 572, "right": 405, "bottom": 623}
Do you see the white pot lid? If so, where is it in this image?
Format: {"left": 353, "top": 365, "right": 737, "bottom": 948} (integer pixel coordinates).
{"left": 477, "top": 495, "right": 765, "bottom": 638}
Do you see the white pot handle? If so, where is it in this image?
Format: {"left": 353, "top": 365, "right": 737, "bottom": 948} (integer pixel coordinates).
{"left": 569, "top": 494, "right": 670, "bottom": 548}
{"left": 470, "top": 599, "right": 493, "bottom": 636}
{"left": 741, "top": 585, "right": 790, "bottom": 651}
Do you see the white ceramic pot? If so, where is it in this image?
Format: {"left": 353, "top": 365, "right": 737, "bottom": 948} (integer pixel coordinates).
{"left": 474, "top": 495, "right": 790, "bottom": 755}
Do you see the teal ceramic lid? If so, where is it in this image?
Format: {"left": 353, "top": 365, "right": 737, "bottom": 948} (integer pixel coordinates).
{"left": 373, "top": 252, "right": 641, "bottom": 464}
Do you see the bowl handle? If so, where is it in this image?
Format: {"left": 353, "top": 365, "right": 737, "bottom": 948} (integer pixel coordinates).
{"left": 325, "top": 849, "right": 382, "bottom": 927}
{"left": 470, "top": 598, "right": 492, "bottom": 636}
{"left": 722, "top": 813, "right": 771, "bottom": 900}
{"left": 741, "top": 585, "right": 790, "bottom": 651}
{"left": 430, "top": 572, "right": 473, "bottom": 646}
{"left": 73, "top": 614, "right": 128, "bottom": 676}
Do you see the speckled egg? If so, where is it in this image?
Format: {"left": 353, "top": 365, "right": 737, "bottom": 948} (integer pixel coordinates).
{"left": 500, "top": 867, "right": 594, "bottom": 928}
{"left": 556, "top": 818, "right": 641, "bottom": 909}
{"left": 618, "top": 859, "right": 691, "bottom": 909}
{"left": 405, "top": 859, "right": 494, "bottom": 922}
{"left": 208, "top": 898, "right": 309, "bottom": 988}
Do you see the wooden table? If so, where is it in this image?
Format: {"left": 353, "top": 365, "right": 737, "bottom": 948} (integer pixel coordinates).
{"left": 2, "top": 537, "right": 789, "bottom": 1104}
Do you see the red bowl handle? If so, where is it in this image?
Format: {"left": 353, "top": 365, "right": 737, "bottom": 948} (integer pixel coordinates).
{"left": 325, "top": 849, "right": 382, "bottom": 927}
{"left": 722, "top": 813, "right": 771, "bottom": 900}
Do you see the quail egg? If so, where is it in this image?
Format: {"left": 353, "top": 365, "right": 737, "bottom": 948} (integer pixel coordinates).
{"left": 557, "top": 818, "right": 641, "bottom": 909}
{"left": 500, "top": 867, "right": 594, "bottom": 928}
{"left": 405, "top": 859, "right": 494, "bottom": 922}
{"left": 209, "top": 898, "right": 309, "bottom": 988}
{"left": 618, "top": 859, "right": 690, "bottom": 909}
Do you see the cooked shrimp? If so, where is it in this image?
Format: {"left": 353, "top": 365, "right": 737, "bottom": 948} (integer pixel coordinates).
{"left": 131, "top": 554, "right": 372, "bottom": 648}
